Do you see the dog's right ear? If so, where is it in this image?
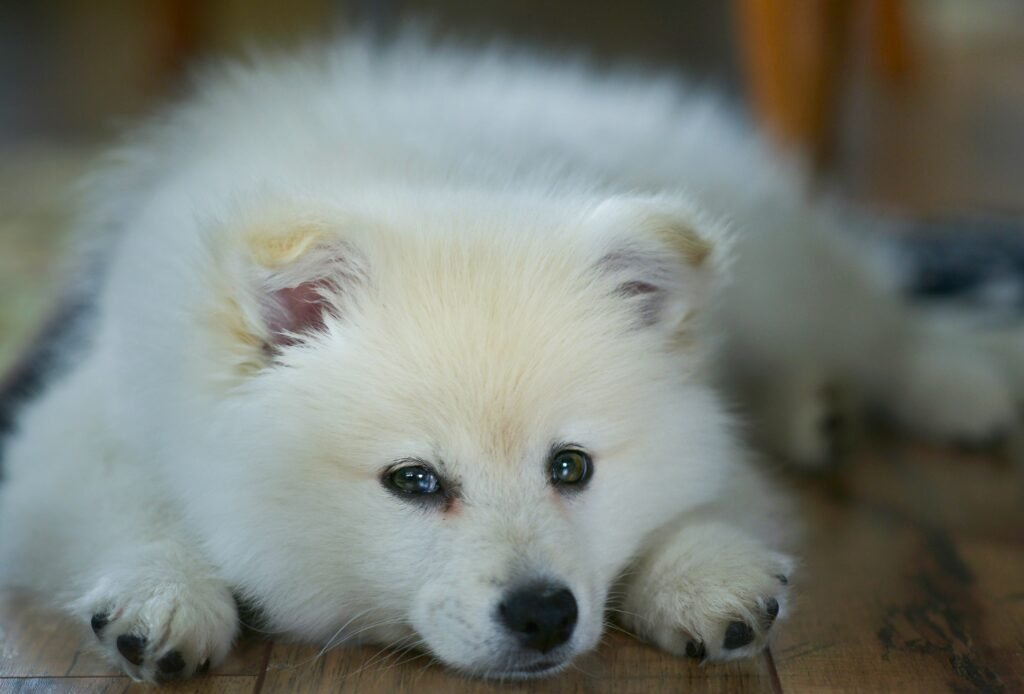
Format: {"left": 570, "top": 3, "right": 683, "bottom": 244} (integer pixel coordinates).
{"left": 247, "top": 225, "right": 369, "bottom": 351}
{"left": 585, "top": 194, "right": 729, "bottom": 340}
{"left": 204, "top": 215, "right": 370, "bottom": 376}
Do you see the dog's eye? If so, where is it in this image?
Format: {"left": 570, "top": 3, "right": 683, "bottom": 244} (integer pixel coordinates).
{"left": 385, "top": 464, "right": 442, "bottom": 496}
{"left": 550, "top": 449, "right": 592, "bottom": 487}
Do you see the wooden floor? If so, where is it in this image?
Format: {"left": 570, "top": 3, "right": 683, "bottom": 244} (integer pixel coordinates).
{"left": 3, "top": 6, "right": 1024, "bottom": 693}
{"left": 1, "top": 436, "right": 1022, "bottom": 693}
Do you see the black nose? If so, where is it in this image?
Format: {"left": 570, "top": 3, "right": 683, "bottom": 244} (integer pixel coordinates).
{"left": 498, "top": 582, "right": 578, "bottom": 653}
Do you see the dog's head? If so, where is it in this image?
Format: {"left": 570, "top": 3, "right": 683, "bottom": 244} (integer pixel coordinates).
{"left": 187, "top": 190, "right": 735, "bottom": 677}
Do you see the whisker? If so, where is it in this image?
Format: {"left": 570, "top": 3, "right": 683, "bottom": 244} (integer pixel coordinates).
{"left": 379, "top": 640, "right": 430, "bottom": 674}
{"left": 568, "top": 657, "right": 599, "bottom": 678}
{"left": 237, "top": 619, "right": 289, "bottom": 636}
{"left": 602, "top": 619, "right": 636, "bottom": 637}
{"left": 331, "top": 615, "right": 411, "bottom": 649}
{"left": 373, "top": 635, "right": 420, "bottom": 666}
{"left": 603, "top": 606, "right": 647, "bottom": 622}
{"left": 347, "top": 632, "right": 422, "bottom": 676}
{"left": 315, "top": 606, "right": 379, "bottom": 661}
{"left": 284, "top": 613, "right": 409, "bottom": 671}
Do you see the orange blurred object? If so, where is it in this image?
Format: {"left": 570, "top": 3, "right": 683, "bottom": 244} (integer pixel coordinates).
{"left": 734, "top": 0, "right": 913, "bottom": 166}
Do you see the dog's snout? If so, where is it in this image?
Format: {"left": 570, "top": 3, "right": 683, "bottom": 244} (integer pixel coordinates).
{"left": 498, "top": 582, "right": 578, "bottom": 653}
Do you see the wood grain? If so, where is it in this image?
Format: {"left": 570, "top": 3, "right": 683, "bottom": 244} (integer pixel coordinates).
{"left": 2, "top": 7, "right": 1024, "bottom": 691}
{"left": 772, "top": 439, "right": 1024, "bottom": 693}
{"left": 0, "top": 678, "right": 257, "bottom": 693}
{"left": 1, "top": 436, "right": 1022, "bottom": 693}
{"left": 260, "top": 632, "right": 774, "bottom": 693}
{"left": 0, "top": 594, "right": 269, "bottom": 680}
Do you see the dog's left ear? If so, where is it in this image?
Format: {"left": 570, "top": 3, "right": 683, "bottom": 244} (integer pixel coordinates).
{"left": 202, "top": 210, "right": 371, "bottom": 377}
{"left": 586, "top": 195, "right": 729, "bottom": 335}
{"left": 243, "top": 225, "right": 368, "bottom": 351}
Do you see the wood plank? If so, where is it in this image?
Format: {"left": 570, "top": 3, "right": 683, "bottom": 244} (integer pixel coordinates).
{"left": 0, "top": 592, "right": 268, "bottom": 679}
{"left": 259, "top": 631, "right": 776, "bottom": 693}
{"left": 954, "top": 538, "right": 1024, "bottom": 691}
{"left": 0, "top": 593, "right": 117, "bottom": 679}
{"left": 0, "top": 677, "right": 256, "bottom": 693}
{"left": 772, "top": 440, "right": 1024, "bottom": 693}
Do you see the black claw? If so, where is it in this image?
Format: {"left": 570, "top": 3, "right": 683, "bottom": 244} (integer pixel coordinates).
{"left": 776, "top": 574, "right": 789, "bottom": 585}
{"left": 157, "top": 650, "right": 186, "bottom": 675}
{"left": 722, "top": 621, "right": 755, "bottom": 650}
{"left": 90, "top": 613, "right": 109, "bottom": 636}
{"left": 685, "top": 641, "right": 706, "bottom": 659}
{"left": 196, "top": 658, "right": 211, "bottom": 675}
{"left": 764, "top": 597, "right": 780, "bottom": 623}
{"left": 116, "top": 634, "right": 147, "bottom": 666}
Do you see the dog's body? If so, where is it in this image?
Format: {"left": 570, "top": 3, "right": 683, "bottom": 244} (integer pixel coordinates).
{"left": 0, "top": 36, "right": 1016, "bottom": 681}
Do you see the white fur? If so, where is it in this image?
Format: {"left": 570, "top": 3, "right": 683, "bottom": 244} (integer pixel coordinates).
{"left": 0, "top": 34, "right": 1016, "bottom": 682}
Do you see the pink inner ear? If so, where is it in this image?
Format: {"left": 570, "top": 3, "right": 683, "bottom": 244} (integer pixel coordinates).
{"left": 616, "top": 280, "right": 665, "bottom": 327}
{"left": 266, "top": 280, "right": 332, "bottom": 348}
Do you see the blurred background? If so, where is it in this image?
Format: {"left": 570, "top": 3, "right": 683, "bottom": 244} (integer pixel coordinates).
{"left": 1, "top": 0, "right": 1023, "bottom": 373}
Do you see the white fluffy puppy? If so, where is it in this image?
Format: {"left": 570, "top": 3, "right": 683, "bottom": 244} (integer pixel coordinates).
{"left": 0, "top": 35, "right": 1014, "bottom": 682}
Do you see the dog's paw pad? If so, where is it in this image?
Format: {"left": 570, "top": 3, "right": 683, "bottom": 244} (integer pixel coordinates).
{"left": 715, "top": 598, "right": 783, "bottom": 652}
{"left": 116, "top": 634, "right": 147, "bottom": 666}
{"left": 688, "top": 584, "right": 788, "bottom": 660}
{"left": 621, "top": 541, "right": 794, "bottom": 663}
{"left": 156, "top": 650, "right": 187, "bottom": 676}
{"left": 722, "top": 621, "right": 755, "bottom": 650}
{"left": 90, "top": 612, "right": 109, "bottom": 636}
{"left": 76, "top": 570, "right": 238, "bottom": 682}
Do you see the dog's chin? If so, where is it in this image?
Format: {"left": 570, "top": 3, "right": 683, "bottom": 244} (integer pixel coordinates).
{"left": 459, "top": 653, "right": 574, "bottom": 681}
{"left": 493, "top": 659, "right": 572, "bottom": 680}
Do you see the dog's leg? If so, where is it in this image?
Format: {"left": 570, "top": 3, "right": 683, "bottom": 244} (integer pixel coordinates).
{"left": 873, "top": 320, "right": 1016, "bottom": 445}
{"left": 741, "top": 364, "right": 847, "bottom": 469}
{"left": 616, "top": 517, "right": 793, "bottom": 661}
{"left": 723, "top": 203, "right": 1017, "bottom": 452}
{"left": 0, "top": 364, "right": 238, "bottom": 682}
{"left": 615, "top": 462, "right": 795, "bottom": 662}
{"left": 69, "top": 539, "right": 239, "bottom": 682}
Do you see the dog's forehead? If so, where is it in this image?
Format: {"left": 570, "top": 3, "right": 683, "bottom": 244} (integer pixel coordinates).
{"left": 337, "top": 236, "right": 636, "bottom": 458}
{"left": 359, "top": 333, "right": 594, "bottom": 463}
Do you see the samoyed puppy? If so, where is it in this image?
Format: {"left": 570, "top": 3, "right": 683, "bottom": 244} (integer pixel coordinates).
{"left": 0, "top": 34, "right": 1015, "bottom": 682}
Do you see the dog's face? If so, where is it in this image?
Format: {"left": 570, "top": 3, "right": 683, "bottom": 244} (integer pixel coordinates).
{"left": 189, "top": 192, "right": 733, "bottom": 677}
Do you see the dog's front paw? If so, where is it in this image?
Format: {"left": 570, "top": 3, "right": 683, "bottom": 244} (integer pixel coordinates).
{"left": 618, "top": 525, "right": 793, "bottom": 661}
{"left": 73, "top": 564, "right": 239, "bottom": 682}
